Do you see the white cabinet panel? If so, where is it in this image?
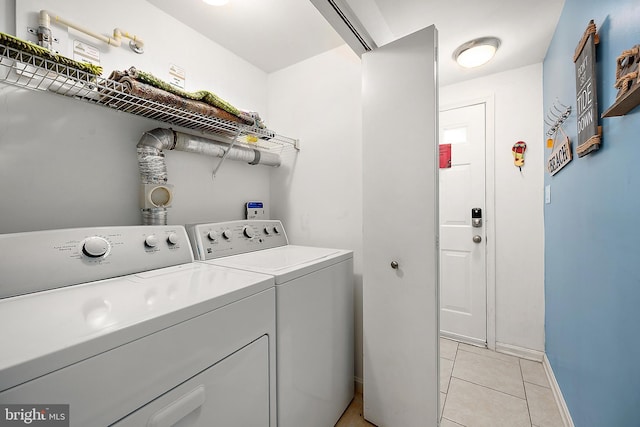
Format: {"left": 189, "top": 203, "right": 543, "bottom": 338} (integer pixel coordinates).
{"left": 362, "top": 25, "right": 439, "bottom": 427}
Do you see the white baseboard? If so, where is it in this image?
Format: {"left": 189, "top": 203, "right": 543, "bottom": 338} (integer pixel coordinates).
{"left": 495, "top": 342, "right": 544, "bottom": 361}
{"left": 543, "top": 354, "right": 575, "bottom": 427}
{"left": 440, "top": 331, "right": 486, "bottom": 348}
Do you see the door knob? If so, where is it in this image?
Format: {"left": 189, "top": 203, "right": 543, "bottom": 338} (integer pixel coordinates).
{"left": 473, "top": 235, "right": 482, "bottom": 243}
{"left": 390, "top": 261, "right": 399, "bottom": 269}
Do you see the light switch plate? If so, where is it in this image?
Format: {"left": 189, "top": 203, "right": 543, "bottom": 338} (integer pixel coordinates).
{"left": 545, "top": 185, "right": 551, "bottom": 204}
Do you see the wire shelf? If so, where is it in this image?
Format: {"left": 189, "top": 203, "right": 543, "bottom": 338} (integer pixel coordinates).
{"left": 0, "top": 42, "right": 299, "bottom": 153}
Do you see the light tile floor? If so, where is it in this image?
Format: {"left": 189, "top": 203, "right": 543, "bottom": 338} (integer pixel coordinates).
{"left": 336, "top": 338, "right": 564, "bottom": 427}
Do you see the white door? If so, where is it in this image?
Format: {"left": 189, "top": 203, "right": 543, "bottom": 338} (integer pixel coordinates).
{"left": 362, "top": 26, "right": 439, "bottom": 427}
{"left": 439, "top": 103, "right": 487, "bottom": 345}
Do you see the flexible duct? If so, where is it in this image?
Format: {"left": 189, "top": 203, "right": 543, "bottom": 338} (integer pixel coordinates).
{"left": 137, "top": 128, "right": 281, "bottom": 225}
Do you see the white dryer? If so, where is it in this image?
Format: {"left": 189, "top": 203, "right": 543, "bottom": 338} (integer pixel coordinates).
{"left": 0, "top": 225, "right": 276, "bottom": 427}
{"left": 187, "top": 220, "right": 354, "bottom": 427}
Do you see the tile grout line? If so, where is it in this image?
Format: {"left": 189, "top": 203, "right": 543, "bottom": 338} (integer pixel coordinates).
{"left": 442, "top": 416, "right": 466, "bottom": 427}
{"left": 520, "top": 358, "right": 534, "bottom": 427}
{"left": 440, "top": 339, "right": 460, "bottom": 362}
{"left": 523, "top": 379, "right": 551, "bottom": 389}
{"left": 441, "top": 342, "right": 459, "bottom": 420}
{"left": 451, "top": 377, "right": 528, "bottom": 401}
{"left": 450, "top": 352, "right": 527, "bottom": 400}
{"left": 520, "top": 358, "right": 553, "bottom": 389}
{"left": 441, "top": 392, "right": 448, "bottom": 424}
{"left": 456, "top": 347, "right": 520, "bottom": 365}
{"left": 441, "top": 342, "right": 459, "bottom": 426}
{"left": 447, "top": 342, "right": 459, "bottom": 393}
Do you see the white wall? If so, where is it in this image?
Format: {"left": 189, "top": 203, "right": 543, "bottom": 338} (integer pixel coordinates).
{"left": 267, "top": 52, "right": 544, "bottom": 383}
{"left": 1, "top": 0, "right": 14, "bottom": 33}
{"left": 267, "top": 45, "right": 364, "bottom": 381}
{"left": 0, "top": 0, "right": 271, "bottom": 233}
{"left": 441, "top": 63, "right": 545, "bottom": 352}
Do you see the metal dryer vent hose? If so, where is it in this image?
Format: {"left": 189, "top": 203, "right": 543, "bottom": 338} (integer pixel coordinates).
{"left": 137, "top": 128, "right": 281, "bottom": 225}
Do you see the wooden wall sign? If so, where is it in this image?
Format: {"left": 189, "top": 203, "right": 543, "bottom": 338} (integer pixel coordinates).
{"left": 547, "top": 136, "right": 572, "bottom": 176}
{"left": 574, "top": 20, "right": 601, "bottom": 157}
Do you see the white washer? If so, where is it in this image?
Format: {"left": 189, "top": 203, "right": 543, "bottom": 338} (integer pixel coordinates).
{"left": 187, "top": 220, "right": 354, "bottom": 427}
{"left": 0, "top": 225, "right": 276, "bottom": 427}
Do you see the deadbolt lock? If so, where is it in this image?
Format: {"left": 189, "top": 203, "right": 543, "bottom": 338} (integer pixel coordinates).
{"left": 472, "top": 208, "right": 482, "bottom": 228}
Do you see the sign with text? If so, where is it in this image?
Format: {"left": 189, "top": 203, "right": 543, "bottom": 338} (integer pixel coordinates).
{"left": 574, "top": 20, "right": 601, "bottom": 157}
{"left": 547, "top": 137, "right": 572, "bottom": 176}
{"left": 439, "top": 144, "right": 451, "bottom": 169}
{"left": 169, "top": 64, "right": 185, "bottom": 89}
{"left": 73, "top": 40, "right": 100, "bottom": 66}
{"left": 1, "top": 405, "right": 69, "bottom": 426}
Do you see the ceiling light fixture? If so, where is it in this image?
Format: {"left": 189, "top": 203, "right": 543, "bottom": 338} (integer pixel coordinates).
{"left": 203, "top": 0, "right": 229, "bottom": 6}
{"left": 453, "top": 37, "right": 501, "bottom": 68}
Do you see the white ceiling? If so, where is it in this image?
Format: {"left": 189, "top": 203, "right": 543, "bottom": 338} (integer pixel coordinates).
{"left": 147, "top": 0, "right": 565, "bottom": 86}
{"left": 146, "top": 0, "right": 345, "bottom": 73}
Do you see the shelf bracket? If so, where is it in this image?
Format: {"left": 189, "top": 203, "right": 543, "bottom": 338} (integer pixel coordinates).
{"left": 211, "top": 126, "right": 244, "bottom": 179}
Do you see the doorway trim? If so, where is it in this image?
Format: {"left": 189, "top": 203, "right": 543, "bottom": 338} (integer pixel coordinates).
{"left": 440, "top": 95, "right": 496, "bottom": 351}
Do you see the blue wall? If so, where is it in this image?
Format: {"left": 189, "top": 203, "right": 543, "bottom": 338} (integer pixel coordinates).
{"left": 543, "top": 1, "right": 640, "bottom": 426}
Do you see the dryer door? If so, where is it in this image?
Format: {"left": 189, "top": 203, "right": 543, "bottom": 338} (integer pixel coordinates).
{"left": 113, "top": 336, "right": 270, "bottom": 427}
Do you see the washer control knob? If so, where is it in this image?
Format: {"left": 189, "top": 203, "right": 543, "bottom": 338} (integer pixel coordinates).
{"left": 207, "top": 231, "right": 217, "bottom": 241}
{"left": 222, "top": 229, "right": 232, "bottom": 240}
{"left": 82, "top": 236, "right": 110, "bottom": 258}
{"left": 263, "top": 227, "right": 271, "bottom": 235}
{"left": 243, "top": 226, "right": 255, "bottom": 239}
{"left": 167, "top": 233, "right": 179, "bottom": 245}
{"left": 273, "top": 226, "right": 280, "bottom": 234}
{"left": 145, "top": 235, "right": 159, "bottom": 248}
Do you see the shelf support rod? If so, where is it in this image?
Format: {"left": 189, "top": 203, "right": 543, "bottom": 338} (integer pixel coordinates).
{"left": 212, "top": 126, "right": 243, "bottom": 179}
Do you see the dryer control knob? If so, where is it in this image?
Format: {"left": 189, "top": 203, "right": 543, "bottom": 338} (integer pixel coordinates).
{"left": 207, "top": 231, "right": 217, "bottom": 241}
{"left": 167, "top": 233, "right": 179, "bottom": 245}
{"left": 222, "top": 229, "right": 232, "bottom": 240}
{"left": 145, "top": 235, "right": 159, "bottom": 248}
{"left": 263, "top": 227, "right": 271, "bottom": 235}
{"left": 243, "top": 226, "right": 255, "bottom": 239}
{"left": 82, "top": 236, "right": 110, "bottom": 258}
{"left": 273, "top": 226, "right": 280, "bottom": 234}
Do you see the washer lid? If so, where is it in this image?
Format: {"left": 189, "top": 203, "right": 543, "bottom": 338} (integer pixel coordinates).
{"left": 0, "top": 263, "right": 274, "bottom": 391}
{"left": 207, "top": 245, "right": 353, "bottom": 284}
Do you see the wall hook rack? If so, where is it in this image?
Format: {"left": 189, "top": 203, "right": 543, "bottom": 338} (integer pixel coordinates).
{"left": 545, "top": 99, "right": 572, "bottom": 136}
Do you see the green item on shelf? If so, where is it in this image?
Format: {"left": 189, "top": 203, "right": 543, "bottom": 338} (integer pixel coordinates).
{"left": 0, "top": 31, "right": 103, "bottom": 76}
{"left": 129, "top": 68, "right": 242, "bottom": 117}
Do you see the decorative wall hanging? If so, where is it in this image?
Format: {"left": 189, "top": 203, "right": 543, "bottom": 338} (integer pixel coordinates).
{"left": 547, "top": 127, "right": 573, "bottom": 176}
{"left": 439, "top": 144, "right": 452, "bottom": 169}
{"left": 512, "top": 141, "right": 527, "bottom": 171}
{"left": 545, "top": 99, "right": 573, "bottom": 176}
{"left": 602, "top": 44, "right": 640, "bottom": 117}
{"left": 574, "top": 20, "right": 602, "bottom": 157}
{"left": 545, "top": 99, "right": 572, "bottom": 138}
